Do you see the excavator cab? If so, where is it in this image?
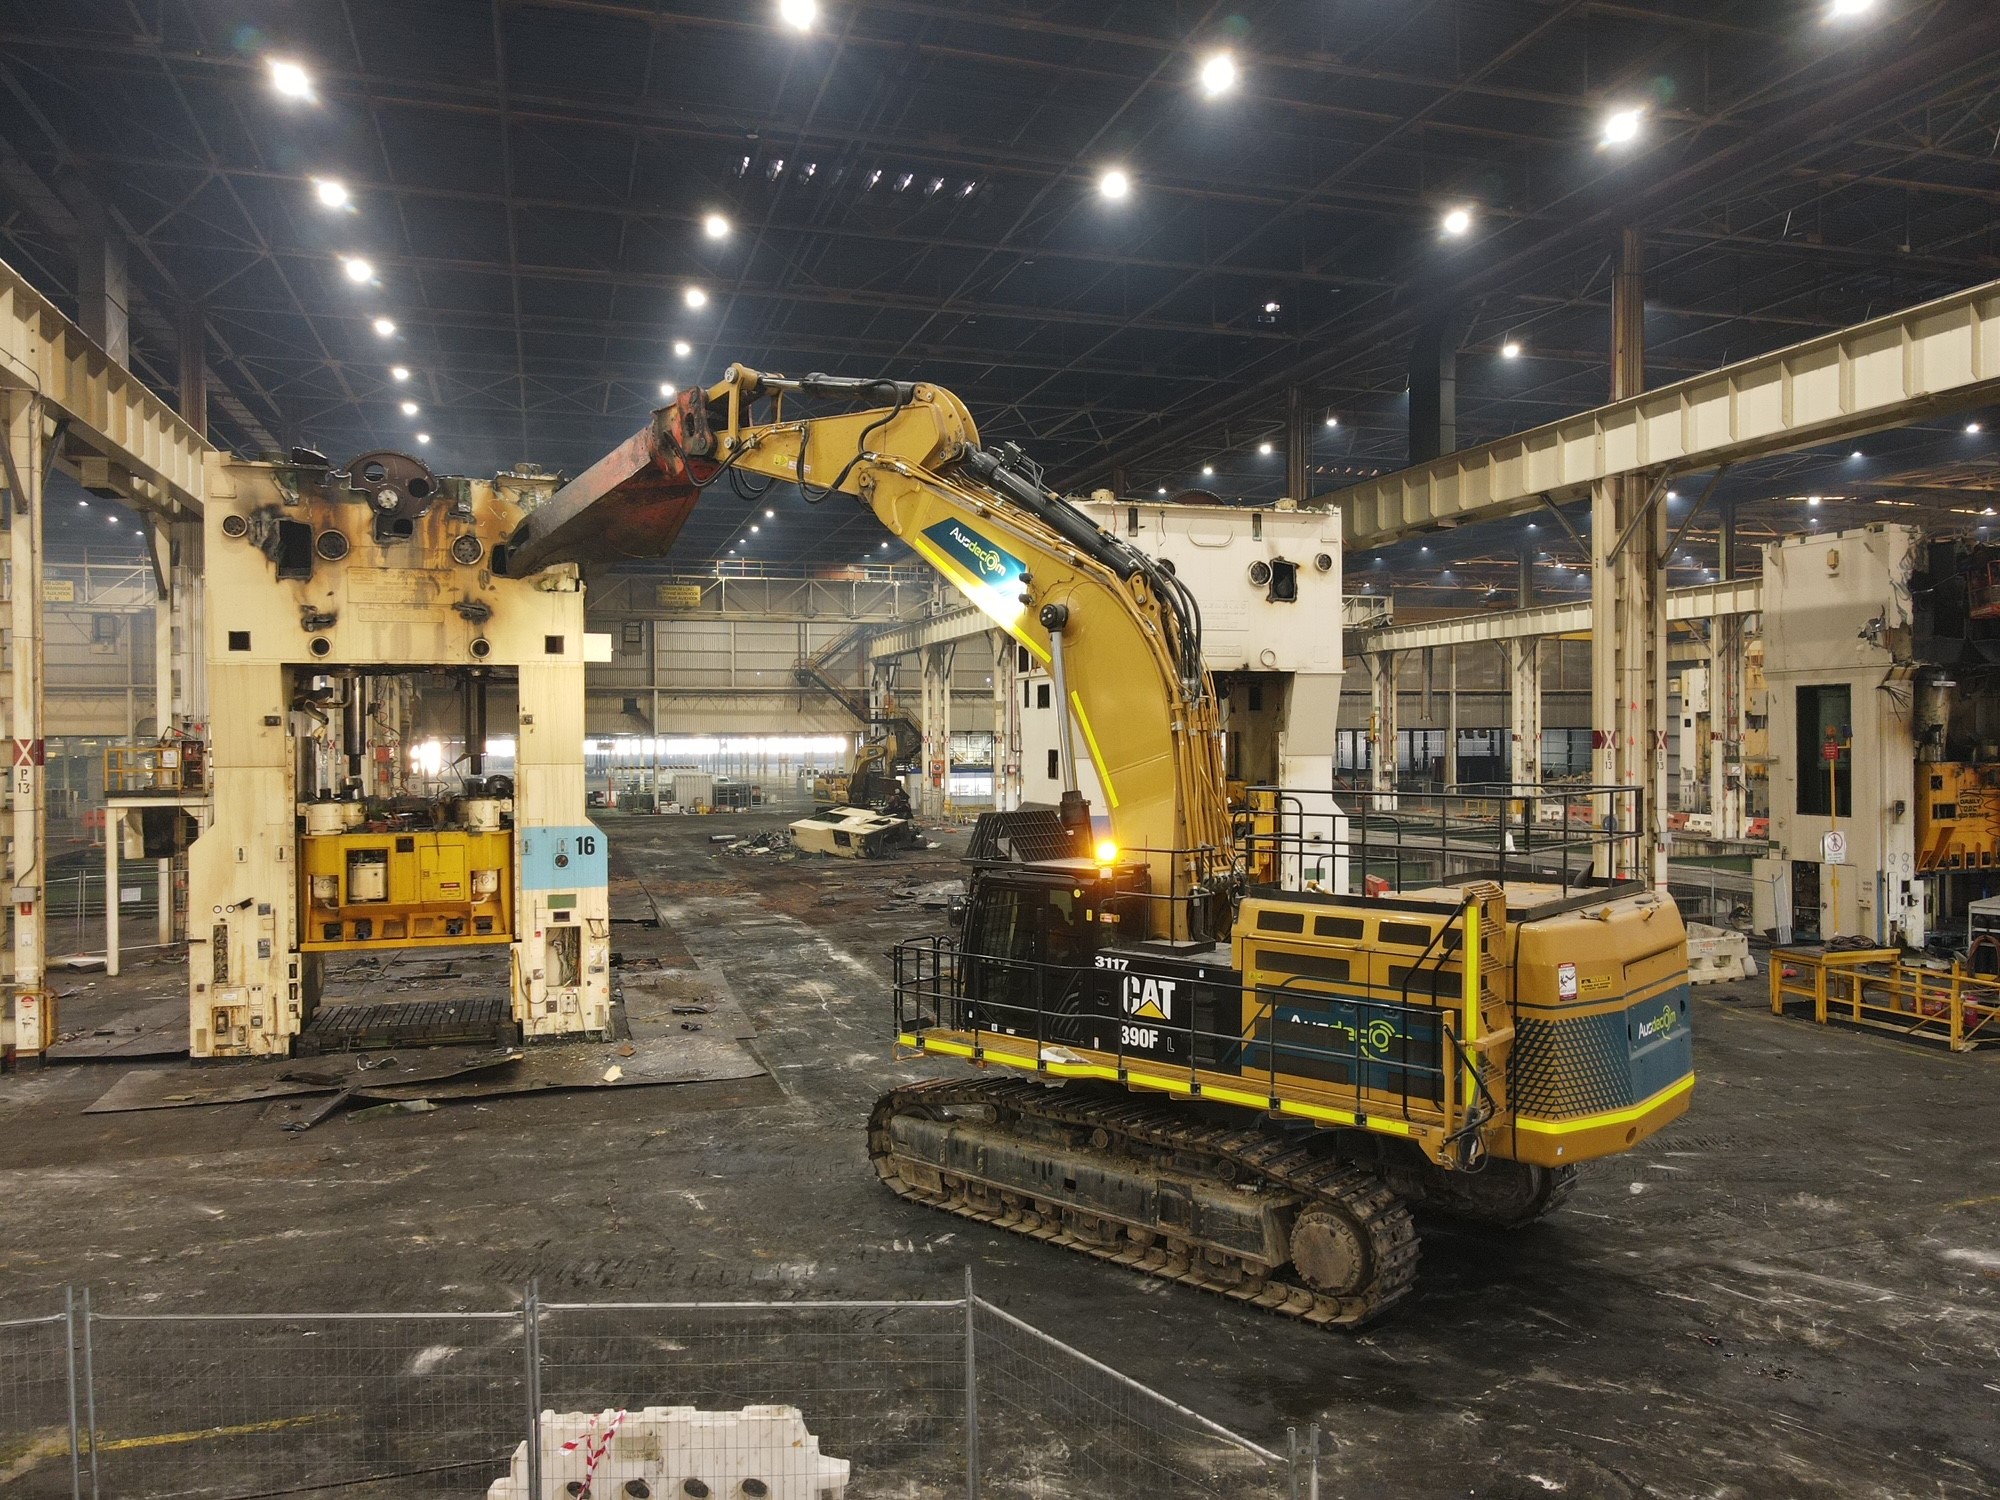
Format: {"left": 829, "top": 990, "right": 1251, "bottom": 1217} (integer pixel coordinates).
{"left": 959, "top": 860, "right": 1145, "bottom": 1040}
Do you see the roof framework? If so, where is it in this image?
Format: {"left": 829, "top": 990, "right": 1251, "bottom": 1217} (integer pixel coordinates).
{"left": 3, "top": 0, "right": 1999, "bottom": 576}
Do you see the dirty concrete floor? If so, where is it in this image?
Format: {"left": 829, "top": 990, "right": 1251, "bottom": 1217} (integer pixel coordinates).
{"left": 2, "top": 808, "right": 1995, "bottom": 1499}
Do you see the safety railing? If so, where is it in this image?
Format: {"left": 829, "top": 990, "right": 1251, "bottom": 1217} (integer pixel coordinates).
{"left": 102, "top": 741, "right": 205, "bottom": 796}
{"left": 1770, "top": 946, "right": 2000, "bottom": 1051}
{"left": 1239, "top": 781, "right": 1649, "bottom": 906}
{"left": 892, "top": 931, "right": 1470, "bottom": 1136}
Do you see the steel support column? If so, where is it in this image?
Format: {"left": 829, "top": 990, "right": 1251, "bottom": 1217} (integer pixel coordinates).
{"left": 1711, "top": 613, "right": 1748, "bottom": 840}
{"left": 1367, "top": 651, "right": 1398, "bottom": 799}
{"left": 2, "top": 391, "right": 47, "bottom": 1062}
{"left": 920, "top": 642, "right": 952, "bottom": 819}
{"left": 1407, "top": 320, "right": 1458, "bottom": 465}
{"left": 177, "top": 305, "right": 207, "bottom": 441}
{"left": 1285, "top": 384, "right": 1310, "bottom": 503}
{"left": 1443, "top": 648, "right": 1459, "bottom": 789}
{"left": 1592, "top": 229, "right": 1667, "bottom": 886}
{"left": 74, "top": 202, "right": 129, "bottom": 367}
{"left": 1506, "top": 639, "right": 1542, "bottom": 786}
{"left": 991, "top": 631, "right": 1021, "bottom": 812}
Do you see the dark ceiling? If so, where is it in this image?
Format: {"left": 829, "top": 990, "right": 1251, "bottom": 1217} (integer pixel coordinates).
{"left": 4, "top": 0, "right": 2000, "bottom": 577}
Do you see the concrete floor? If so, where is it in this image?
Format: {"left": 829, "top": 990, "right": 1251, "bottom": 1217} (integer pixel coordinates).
{"left": 2, "top": 807, "right": 1995, "bottom": 1498}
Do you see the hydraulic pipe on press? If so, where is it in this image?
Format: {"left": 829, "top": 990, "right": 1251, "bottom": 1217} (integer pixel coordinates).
{"left": 341, "top": 674, "right": 366, "bottom": 797}
{"left": 470, "top": 676, "right": 488, "bottom": 777}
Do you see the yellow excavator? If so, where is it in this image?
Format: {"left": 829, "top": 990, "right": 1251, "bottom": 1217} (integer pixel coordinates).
{"left": 511, "top": 367, "right": 1695, "bottom": 1327}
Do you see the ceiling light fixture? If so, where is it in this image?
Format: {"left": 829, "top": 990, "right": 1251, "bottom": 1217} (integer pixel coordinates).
{"left": 1257, "top": 442, "right": 1273, "bottom": 456}
{"left": 1198, "top": 50, "right": 1236, "bottom": 98}
{"left": 684, "top": 286, "right": 708, "bottom": 309}
{"left": 703, "top": 212, "right": 730, "bottom": 238}
{"left": 371, "top": 317, "right": 396, "bottom": 338}
{"left": 268, "top": 58, "right": 314, "bottom": 101}
{"left": 1441, "top": 205, "right": 1473, "bottom": 236}
{"left": 673, "top": 340, "right": 692, "bottom": 358}
{"left": 415, "top": 433, "right": 431, "bottom": 445}
{"left": 1201, "top": 465, "right": 1214, "bottom": 477}
{"left": 1501, "top": 341, "right": 1522, "bottom": 359}
{"left": 1601, "top": 106, "right": 1644, "bottom": 148}
{"left": 1325, "top": 415, "right": 1338, "bottom": 427}
{"left": 659, "top": 382, "right": 677, "bottom": 399}
{"left": 1098, "top": 168, "right": 1131, "bottom": 201}
{"left": 312, "top": 177, "right": 349, "bottom": 208}
{"left": 400, "top": 400, "right": 419, "bottom": 417}
{"left": 1827, "top": 0, "right": 1877, "bottom": 18}
{"left": 1968, "top": 422, "right": 1985, "bottom": 434}
{"left": 390, "top": 365, "right": 410, "bottom": 381}
{"left": 778, "top": 0, "right": 817, "bottom": 32}
{"left": 342, "top": 256, "right": 374, "bottom": 283}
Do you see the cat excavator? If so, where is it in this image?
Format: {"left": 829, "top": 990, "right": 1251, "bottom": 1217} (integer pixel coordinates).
{"left": 511, "top": 367, "right": 1696, "bottom": 1326}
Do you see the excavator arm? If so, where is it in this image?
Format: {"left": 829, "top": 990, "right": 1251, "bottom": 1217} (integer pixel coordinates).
{"left": 508, "top": 366, "right": 1232, "bottom": 908}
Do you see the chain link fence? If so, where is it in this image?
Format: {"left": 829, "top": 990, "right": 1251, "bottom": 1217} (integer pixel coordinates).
{"left": 0, "top": 1280, "right": 1319, "bottom": 1499}
{"left": 0, "top": 1303, "right": 82, "bottom": 1500}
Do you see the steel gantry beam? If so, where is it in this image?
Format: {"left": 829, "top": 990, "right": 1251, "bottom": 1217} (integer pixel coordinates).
{"left": 867, "top": 604, "right": 991, "bottom": 662}
{"left": 878, "top": 592, "right": 1405, "bottom": 661}
{"left": 1332, "top": 276, "right": 2000, "bottom": 548}
{"left": 0, "top": 258, "right": 210, "bottom": 519}
{"left": 1354, "top": 578, "right": 1762, "bottom": 654}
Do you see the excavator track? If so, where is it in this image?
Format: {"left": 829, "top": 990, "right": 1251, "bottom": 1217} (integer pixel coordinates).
{"left": 868, "top": 1076, "right": 1420, "bottom": 1329}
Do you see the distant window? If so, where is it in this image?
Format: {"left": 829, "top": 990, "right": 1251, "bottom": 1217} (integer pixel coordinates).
{"left": 227, "top": 630, "right": 250, "bottom": 652}
{"left": 1037, "top": 683, "right": 1051, "bottom": 709}
{"left": 1047, "top": 749, "right": 1060, "bottom": 781}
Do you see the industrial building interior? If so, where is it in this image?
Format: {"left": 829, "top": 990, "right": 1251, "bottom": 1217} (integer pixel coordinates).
{"left": 0, "top": 2, "right": 1996, "bottom": 1497}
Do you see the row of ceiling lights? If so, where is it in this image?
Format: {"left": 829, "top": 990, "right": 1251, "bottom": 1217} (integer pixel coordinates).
{"left": 278, "top": 57, "right": 741, "bottom": 432}
{"left": 271, "top": 60, "right": 438, "bottom": 446}
{"left": 264, "top": 0, "right": 1890, "bottom": 480}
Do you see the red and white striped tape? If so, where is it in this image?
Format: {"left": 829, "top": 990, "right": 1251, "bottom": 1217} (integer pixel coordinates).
{"left": 557, "top": 1408, "right": 627, "bottom": 1493}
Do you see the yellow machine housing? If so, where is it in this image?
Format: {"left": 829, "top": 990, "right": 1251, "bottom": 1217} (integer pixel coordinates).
{"left": 299, "top": 826, "right": 513, "bottom": 950}
{"left": 1917, "top": 761, "right": 2000, "bottom": 871}
{"left": 899, "top": 875, "right": 1690, "bottom": 1173}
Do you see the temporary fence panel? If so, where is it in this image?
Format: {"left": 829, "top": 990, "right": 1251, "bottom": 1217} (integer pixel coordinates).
{"left": 0, "top": 1289, "right": 1315, "bottom": 1500}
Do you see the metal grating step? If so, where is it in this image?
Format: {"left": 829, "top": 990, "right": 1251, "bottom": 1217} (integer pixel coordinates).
{"left": 298, "top": 996, "right": 512, "bottom": 1054}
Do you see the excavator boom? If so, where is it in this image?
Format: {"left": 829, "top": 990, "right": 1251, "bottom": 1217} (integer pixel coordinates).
{"left": 510, "top": 366, "right": 1234, "bottom": 921}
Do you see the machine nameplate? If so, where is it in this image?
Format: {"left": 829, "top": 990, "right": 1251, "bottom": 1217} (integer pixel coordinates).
{"left": 352, "top": 568, "right": 446, "bottom": 608}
